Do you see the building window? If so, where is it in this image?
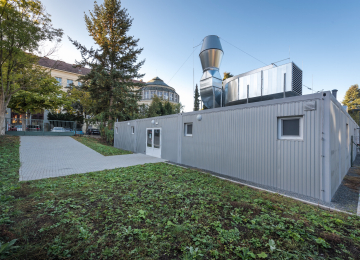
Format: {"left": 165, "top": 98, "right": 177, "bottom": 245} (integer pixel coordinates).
{"left": 78, "top": 81, "right": 82, "bottom": 87}
{"left": 55, "top": 77, "right": 62, "bottom": 86}
{"left": 184, "top": 123, "right": 193, "bottom": 136}
{"left": 67, "top": 79, "right": 73, "bottom": 87}
{"left": 169, "top": 93, "right": 174, "bottom": 101}
{"left": 150, "top": 90, "right": 156, "bottom": 98}
{"left": 278, "top": 116, "right": 303, "bottom": 140}
{"left": 131, "top": 126, "right": 134, "bottom": 134}
{"left": 145, "top": 91, "right": 149, "bottom": 99}
{"left": 164, "top": 92, "right": 168, "bottom": 100}
{"left": 175, "top": 94, "right": 178, "bottom": 102}
{"left": 158, "top": 91, "right": 163, "bottom": 98}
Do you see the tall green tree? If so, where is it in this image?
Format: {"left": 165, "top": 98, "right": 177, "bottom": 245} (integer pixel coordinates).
{"left": 8, "top": 65, "right": 68, "bottom": 130}
{"left": 0, "top": 0, "right": 63, "bottom": 135}
{"left": 343, "top": 84, "right": 360, "bottom": 123}
{"left": 194, "top": 84, "right": 200, "bottom": 111}
{"left": 70, "top": 0, "right": 144, "bottom": 130}
{"left": 343, "top": 84, "right": 360, "bottom": 110}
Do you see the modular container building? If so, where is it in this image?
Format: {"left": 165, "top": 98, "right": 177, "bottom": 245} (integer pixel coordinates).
{"left": 114, "top": 91, "right": 358, "bottom": 203}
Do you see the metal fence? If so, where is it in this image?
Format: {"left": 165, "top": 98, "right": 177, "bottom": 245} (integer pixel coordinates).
{"left": 5, "top": 118, "right": 76, "bottom": 136}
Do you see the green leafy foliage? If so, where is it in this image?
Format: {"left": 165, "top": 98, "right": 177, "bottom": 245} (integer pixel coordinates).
{"left": 71, "top": 136, "right": 131, "bottom": 156}
{"left": 139, "top": 95, "right": 183, "bottom": 118}
{"left": 0, "top": 135, "right": 360, "bottom": 259}
{"left": 0, "top": 0, "right": 63, "bottom": 135}
{"left": 69, "top": 0, "right": 144, "bottom": 129}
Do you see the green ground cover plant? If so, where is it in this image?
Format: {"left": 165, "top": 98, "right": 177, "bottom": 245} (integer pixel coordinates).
{"left": 71, "top": 136, "right": 132, "bottom": 156}
{"left": 0, "top": 136, "right": 359, "bottom": 259}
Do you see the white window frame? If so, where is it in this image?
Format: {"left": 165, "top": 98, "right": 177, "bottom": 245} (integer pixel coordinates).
{"left": 131, "top": 126, "right": 134, "bottom": 134}
{"left": 184, "top": 123, "right": 193, "bottom": 137}
{"left": 277, "top": 116, "right": 303, "bottom": 140}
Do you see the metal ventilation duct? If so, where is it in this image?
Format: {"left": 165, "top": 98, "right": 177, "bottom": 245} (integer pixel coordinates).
{"left": 199, "top": 35, "right": 223, "bottom": 108}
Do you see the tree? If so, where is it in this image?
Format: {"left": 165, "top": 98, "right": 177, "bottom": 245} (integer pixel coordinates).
{"left": 67, "top": 84, "right": 94, "bottom": 131}
{"left": 0, "top": 0, "right": 63, "bottom": 135}
{"left": 223, "top": 72, "right": 233, "bottom": 81}
{"left": 194, "top": 84, "right": 200, "bottom": 111}
{"left": 164, "top": 101, "right": 173, "bottom": 115}
{"left": 343, "top": 84, "right": 360, "bottom": 110}
{"left": 343, "top": 84, "right": 360, "bottom": 123}
{"left": 8, "top": 65, "right": 68, "bottom": 130}
{"left": 69, "top": 0, "right": 144, "bottom": 131}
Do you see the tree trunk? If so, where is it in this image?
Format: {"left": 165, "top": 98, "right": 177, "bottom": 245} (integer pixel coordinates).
{"left": 21, "top": 113, "right": 26, "bottom": 131}
{"left": 108, "top": 95, "right": 113, "bottom": 130}
{"left": 0, "top": 107, "right": 5, "bottom": 136}
{"left": 0, "top": 97, "right": 9, "bottom": 136}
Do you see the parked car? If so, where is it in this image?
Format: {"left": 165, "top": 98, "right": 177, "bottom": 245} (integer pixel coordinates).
{"left": 16, "top": 125, "right": 22, "bottom": 131}
{"left": 51, "top": 127, "right": 66, "bottom": 132}
{"left": 87, "top": 128, "right": 100, "bottom": 135}
{"left": 26, "top": 125, "right": 41, "bottom": 131}
{"left": 64, "top": 128, "right": 72, "bottom": 132}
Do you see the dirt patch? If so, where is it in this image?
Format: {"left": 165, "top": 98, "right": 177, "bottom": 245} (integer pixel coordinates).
{"left": 320, "top": 232, "right": 341, "bottom": 244}
{"left": 0, "top": 225, "right": 17, "bottom": 240}
{"left": 343, "top": 175, "right": 360, "bottom": 192}
{"left": 12, "top": 182, "right": 37, "bottom": 199}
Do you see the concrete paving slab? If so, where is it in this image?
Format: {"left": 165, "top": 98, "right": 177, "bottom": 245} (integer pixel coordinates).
{"left": 19, "top": 136, "right": 166, "bottom": 181}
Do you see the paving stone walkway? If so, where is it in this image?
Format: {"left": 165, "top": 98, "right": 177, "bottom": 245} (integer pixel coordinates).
{"left": 19, "top": 136, "right": 166, "bottom": 181}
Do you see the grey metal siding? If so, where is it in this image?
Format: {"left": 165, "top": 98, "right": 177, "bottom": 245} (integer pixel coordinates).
{"left": 115, "top": 115, "right": 179, "bottom": 162}
{"left": 329, "top": 99, "right": 357, "bottom": 198}
{"left": 113, "top": 92, "right": 357, "bottom": 202}
{"left": 181, "top": 99, "right": 322, "bottom": 200}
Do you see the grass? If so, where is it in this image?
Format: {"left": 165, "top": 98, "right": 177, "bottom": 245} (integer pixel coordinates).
{"left": 71, "top": 136, "right": 132, "bottom": 156}
{"left": 0, "top": 135, "right": 360, "bottom": 259}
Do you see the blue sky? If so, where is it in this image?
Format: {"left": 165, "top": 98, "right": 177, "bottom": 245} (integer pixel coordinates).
{"left": 41, "top": 0, "right": 360, "bottom": 112}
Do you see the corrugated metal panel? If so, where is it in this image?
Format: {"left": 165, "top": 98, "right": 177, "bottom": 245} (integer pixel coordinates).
{"left": 329, "top": 100, "right": 358, "bottom": 198}
{"left": 181, "top": 99, "right": 322, "bottom": 199}
{"left": 114, "top": 115, "right": 179, "bottom": 162}
{"left": 114, "top": 122, "right": 135, "bottom": 152}
{"left": 113, "top": 93, "right": 358, "bottom": 202}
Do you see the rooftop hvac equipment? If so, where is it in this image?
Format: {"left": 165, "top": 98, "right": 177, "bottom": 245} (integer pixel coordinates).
{"left": 199, "top": 35, "right": 224, "bottom": 108}
{"left": 223, "top": 62, "right": 302, "bottom": 106}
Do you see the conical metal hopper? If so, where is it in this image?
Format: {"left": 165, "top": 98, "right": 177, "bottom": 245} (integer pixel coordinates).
{"left": 199, "top": 35, "right": 224, "bottom": 108}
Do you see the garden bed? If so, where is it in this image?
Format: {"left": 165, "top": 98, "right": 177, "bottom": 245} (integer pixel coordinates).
{"left": 0, "top": 136, "right": 359, "bottom": 259}
{"left": 71, "top": 136, "right": 132, "bottom": 156}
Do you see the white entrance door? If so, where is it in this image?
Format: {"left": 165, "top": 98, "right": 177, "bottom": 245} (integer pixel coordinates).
{"left": 146, "top": 128, "right": 161, "bottom": 158}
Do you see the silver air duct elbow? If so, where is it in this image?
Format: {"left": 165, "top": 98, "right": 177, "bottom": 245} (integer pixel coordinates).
{"left": 199, "top": 35, "right": 224, "bottom": 109}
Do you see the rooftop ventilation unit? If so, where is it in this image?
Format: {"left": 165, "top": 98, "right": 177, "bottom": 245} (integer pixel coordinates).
{"left": 223, "top": 62, "right": 302, "bottom": 106}
{"left": 199, "top": 35, "right": 224, "bottom": 109}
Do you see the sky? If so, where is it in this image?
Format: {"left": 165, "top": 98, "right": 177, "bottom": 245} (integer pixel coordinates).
{"left": 41, "top": 0, "right": 360, "bottom": 112}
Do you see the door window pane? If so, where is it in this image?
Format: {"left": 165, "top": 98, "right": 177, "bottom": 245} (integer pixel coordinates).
{"left": 147, "top": 129, "right": 152, "bottom": 147}
{"left": 154, "top": 129, "right": 160, "bottom": 148}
